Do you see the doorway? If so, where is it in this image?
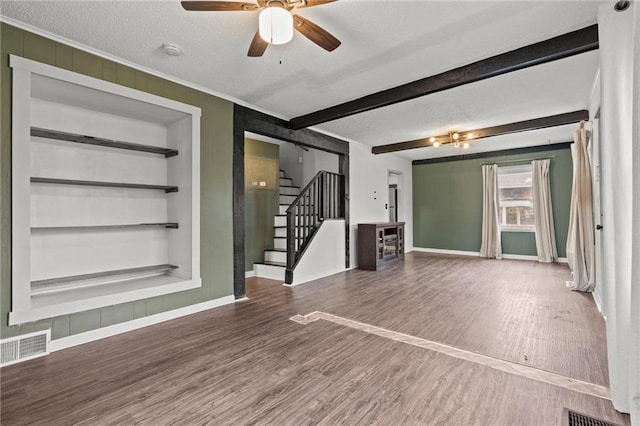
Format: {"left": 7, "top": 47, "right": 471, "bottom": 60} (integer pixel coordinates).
{"left": 591, "top": 112, "right": 605, "bottom": 315}
{"left": 388, "top": 171, "right": 402, "bottom": 223}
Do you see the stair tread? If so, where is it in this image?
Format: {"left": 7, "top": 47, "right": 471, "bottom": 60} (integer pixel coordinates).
{"left": 265, "top": 248, "right": 286, "bottom": 252}
{"left": 279, "top": 185, "right": 300, "bottom": 189}
{"left": 255, "top": 261, "right": 286, "bottom": 267}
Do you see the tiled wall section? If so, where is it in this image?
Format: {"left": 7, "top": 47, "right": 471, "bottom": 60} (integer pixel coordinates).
{"left": 0, "top": 23, "right": 235, "bottom": 340}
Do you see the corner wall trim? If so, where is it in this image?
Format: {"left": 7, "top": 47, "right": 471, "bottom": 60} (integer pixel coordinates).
{"left": 50, "top": 295, "right": 236, "bottom": 352}
{"left": 245, "top": 270, "right": 256, "bottom": 278}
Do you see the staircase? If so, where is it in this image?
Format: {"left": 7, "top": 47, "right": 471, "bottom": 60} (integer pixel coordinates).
{"left": 253, "top": 170, "right": 299, "bottom": 281}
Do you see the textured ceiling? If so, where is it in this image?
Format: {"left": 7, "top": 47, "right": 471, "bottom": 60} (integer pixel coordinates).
{"left": 0, "top": 0, "right": 602, "bottom": 160}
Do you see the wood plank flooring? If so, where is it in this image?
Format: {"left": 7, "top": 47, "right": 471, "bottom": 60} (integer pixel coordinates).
{"left": 0, "top": 253, "right": 630, "bottom": 425}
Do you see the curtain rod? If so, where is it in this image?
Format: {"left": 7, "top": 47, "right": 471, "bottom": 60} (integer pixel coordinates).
{"left": 481, "top": 155, "right": 555, "bottom": 166}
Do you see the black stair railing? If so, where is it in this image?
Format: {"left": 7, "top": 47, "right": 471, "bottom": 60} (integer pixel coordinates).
{"left": 285, "top": 171, "right": 345, "bottom": 283}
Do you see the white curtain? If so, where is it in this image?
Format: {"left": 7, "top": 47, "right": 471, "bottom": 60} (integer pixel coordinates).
{"left": 598, "top": 2, "right": 639, "bottom": 423}
{"left": 480, "top": 164, "right": 502, "bottom": 259}
{"left": 566, "top": 126, "right": 595, "bottom": 290}
{"left": 532, "top": 159, "right": 557, "bottom": 263}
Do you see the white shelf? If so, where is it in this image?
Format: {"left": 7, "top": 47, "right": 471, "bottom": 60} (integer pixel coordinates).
{"left": 31, "top": 127, "right": 179, "bottom": 157}
{"left": 31, "top": 176, "right": 179, "bottom": 193}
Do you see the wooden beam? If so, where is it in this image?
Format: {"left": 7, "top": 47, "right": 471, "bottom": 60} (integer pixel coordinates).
{"left": 372, "top": 110, "right": 588, "bottom": 155}
{"left": 412, "top": 142, "right": 572, "bottom": 165}
{"left": 289, "top": 25, "right": 598, "bottom": 130}
{"left": 240, "top": 106, "right": 349, "bottom": 155}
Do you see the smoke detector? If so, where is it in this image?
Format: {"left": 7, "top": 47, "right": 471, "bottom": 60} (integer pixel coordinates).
{"left": 163, "top": 43, "right": 183, "bottom": 57}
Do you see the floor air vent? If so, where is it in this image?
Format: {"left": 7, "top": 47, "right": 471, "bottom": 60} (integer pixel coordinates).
{"left": 1, "top": 330, "right": 50, "bottom": 367}
{"left": 563, "top": 409, "right": 622, "bottom": 426}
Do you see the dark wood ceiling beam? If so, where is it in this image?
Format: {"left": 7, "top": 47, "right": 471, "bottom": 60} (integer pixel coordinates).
{"left": 289, "top": 25, "right": 598, "bottom": 130}
{"left": 372, "top": 110, "right": 588, "bottom": 155}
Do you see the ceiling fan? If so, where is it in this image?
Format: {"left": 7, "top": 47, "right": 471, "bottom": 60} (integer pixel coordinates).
{"left": 181, "top": 0, "right": 341, "bottom": 57}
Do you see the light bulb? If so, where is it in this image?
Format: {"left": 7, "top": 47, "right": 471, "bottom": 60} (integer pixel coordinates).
{"left": 433, "top": 141, "right": 440, "bottom": 147}
{"left": 466, "top": 133, "right": 474, "bottom": 139}
{"left": 259, "top": 6, "right": 293, "bottom": 45}
{"left": 452, "top": 132, "right": 459, "bottom": 140}
{"left": 429, "top": 137, "right": 436, "bottom": 143}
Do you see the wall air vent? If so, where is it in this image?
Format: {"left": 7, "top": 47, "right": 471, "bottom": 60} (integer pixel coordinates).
{"left": 0, "top": 330, "right": 50, "bottom": 367}
{"left": 563, "top": 408, "right": 622, "bottom": 426}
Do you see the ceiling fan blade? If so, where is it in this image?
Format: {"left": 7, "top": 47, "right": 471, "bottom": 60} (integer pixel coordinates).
{"left": 299, "top": 0, "right": 337, "bottom": 8}
{"left": 181, "top": 1, "right": 259, "bottom": 11}
{"left": 293, "top": 15, "right": 341, "bottom": 52}
{"left": 248, "top": 30, "right": 268, "bottom": 57}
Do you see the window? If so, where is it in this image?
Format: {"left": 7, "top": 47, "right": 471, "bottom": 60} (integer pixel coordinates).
{"left": 498, "top": 165, "right": 535, "bottom": 232}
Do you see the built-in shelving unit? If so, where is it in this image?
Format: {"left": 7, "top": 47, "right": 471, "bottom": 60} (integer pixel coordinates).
{"left": 10, "top": 55, "right": 202, "bottom": 325}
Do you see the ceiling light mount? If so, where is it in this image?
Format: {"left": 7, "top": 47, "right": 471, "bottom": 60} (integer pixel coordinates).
{"left": 614, "top": 0, "right": 630, "bottom": 12}
{"left": 429, "top": 130, "right": 474, "bottom": 149}
{"left": 162, "top": 43, "right": 183, "bottom": 57}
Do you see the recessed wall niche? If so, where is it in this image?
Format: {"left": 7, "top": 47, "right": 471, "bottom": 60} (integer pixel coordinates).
{"left": 10, "top": 55, "right": 202, "bottom": 325}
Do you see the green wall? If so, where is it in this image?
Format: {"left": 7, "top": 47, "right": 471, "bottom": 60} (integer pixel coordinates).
{"left": 412, "top": 146, "right": 573, "bottom": 257}
{"left": 0, "top": 23, "right": 234, "bottom": 340}
{"left": 244, "top": 138, "right": 279, "bottom": 271}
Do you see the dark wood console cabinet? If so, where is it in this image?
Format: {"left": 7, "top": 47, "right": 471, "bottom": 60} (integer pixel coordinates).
{"left": 357, "top": 222, "right": 405, "bottom": 270}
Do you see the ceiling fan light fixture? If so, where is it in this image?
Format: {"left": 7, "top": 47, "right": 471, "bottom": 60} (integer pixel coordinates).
{"left": 259, "top": 5, "right": 294, "bottom": 45}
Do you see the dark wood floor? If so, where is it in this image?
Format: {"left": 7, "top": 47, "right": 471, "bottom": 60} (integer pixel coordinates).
{"left": 0, "top": 253, "right": 630, "bottom": 425}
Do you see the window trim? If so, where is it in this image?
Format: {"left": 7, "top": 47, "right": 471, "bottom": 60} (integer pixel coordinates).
{"left": 498, "top": 163, "right": 536, "bottom": 233}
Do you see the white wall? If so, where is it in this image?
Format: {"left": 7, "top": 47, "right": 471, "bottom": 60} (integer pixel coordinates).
{"left": 303, "top": 148, "right": 339, "bottom": 186}
{"left": 279, "top": 143, "right": 304, "bottom": 187}
{"left": 291, "top": 219, "right": 345, "bottom": 286}
{"left": 349, "top": 141, "right": 413, "bottom": 267}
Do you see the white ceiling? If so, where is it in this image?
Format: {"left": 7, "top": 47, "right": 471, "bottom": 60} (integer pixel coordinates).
{"left": 0, "top": 0, "right": 603, "bottom": 160}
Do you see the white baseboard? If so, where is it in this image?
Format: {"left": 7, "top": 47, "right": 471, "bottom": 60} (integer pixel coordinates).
{"left": 592, "top": 290, "right": 604, "bottom": 315}
{"left": 245, "top": 270, "right": 256, "bottom": 278}
{"left": 51, "top": 295, "right": 236, "bottom": 352}
{"left": 502, "top": 254, "right": 538, "bottom": 261}
{"left": 414, "top": 247, "right": 569, "bottom": 264}
{"left": 412, "top": 247, "right": 481, "bottom": 257}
